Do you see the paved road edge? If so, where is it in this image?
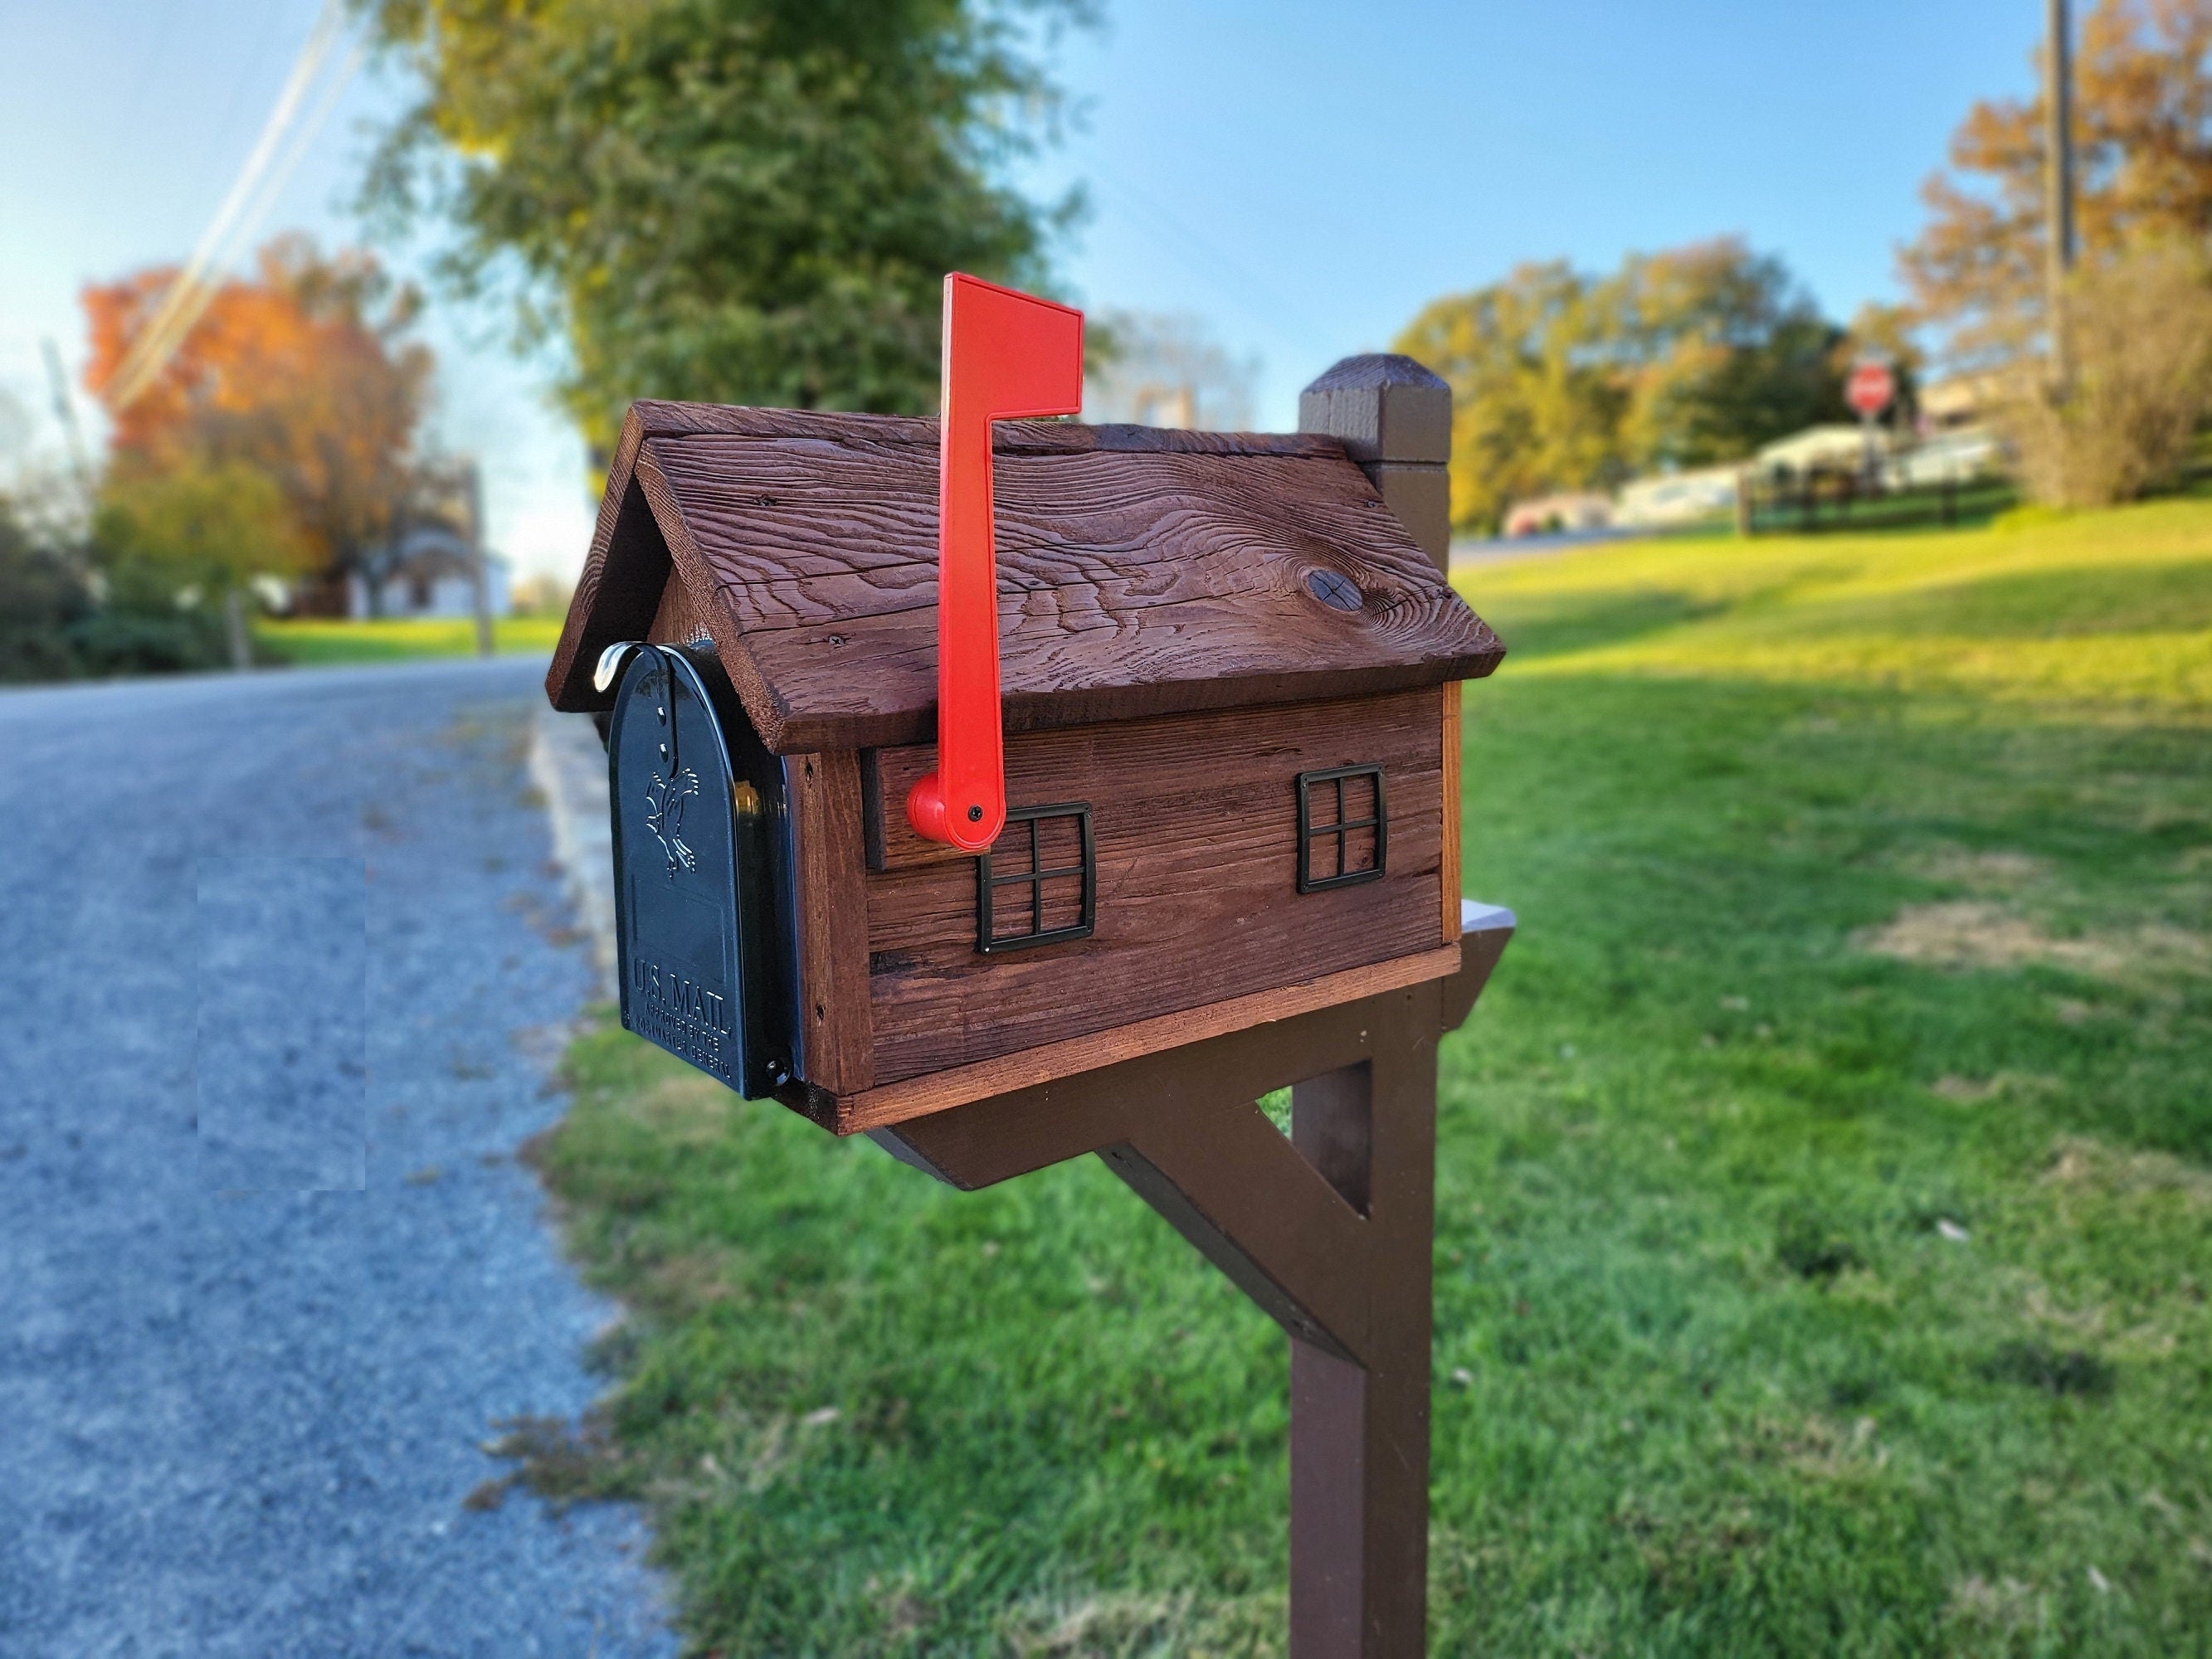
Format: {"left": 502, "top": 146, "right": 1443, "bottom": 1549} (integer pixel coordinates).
{"left": 529, "top": 707, "right": 617, "bottom": 997}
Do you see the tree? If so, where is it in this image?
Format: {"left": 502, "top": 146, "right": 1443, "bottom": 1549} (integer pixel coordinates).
{"left": 1396, "top": 240, "right": 1845, "bottom": 533}
{"left": 81, "top": 236, "right": 432, "bottom": 606}
{"left": 1396, "top": 261, "right": 1625, "bottom": 533}
{"left": 1901, "top": 0, "right": 2212, "bottom": 363}
{"left": 1602, "top": 241, "right": 1844, "bottom": 473}
{"left": 95, "top": 460, "right": 310, "bottom": 668}
{"left": 362, "top": 0, "right": 1092, "bottom": 457}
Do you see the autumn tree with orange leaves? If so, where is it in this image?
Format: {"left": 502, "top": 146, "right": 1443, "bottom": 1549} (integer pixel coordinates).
{"left": 82, "top": 235, "right": 432, "bottom": 608}
{"left": 1901, "top": 0, "right": 2212, "bottom": 504}
{"left": 1902, "top": 0, "right": 2212, "bottom": 364}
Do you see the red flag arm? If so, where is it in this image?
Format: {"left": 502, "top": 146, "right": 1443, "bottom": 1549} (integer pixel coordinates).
{"left": 906, "top": 273, "right": 1084, "bottom": 852}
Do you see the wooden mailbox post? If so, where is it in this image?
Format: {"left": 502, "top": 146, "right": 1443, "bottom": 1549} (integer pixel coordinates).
{"left": 546, "top": 277, "right": 1509, "bottom": 1656}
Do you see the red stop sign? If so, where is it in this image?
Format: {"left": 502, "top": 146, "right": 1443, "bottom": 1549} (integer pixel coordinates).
{"left": 1848, "top": 360, "right": 1896, "bottom": 416}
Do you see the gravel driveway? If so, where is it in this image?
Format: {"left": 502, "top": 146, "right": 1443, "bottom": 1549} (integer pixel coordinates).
{"left": 0, "top": 659, "right": 675, "bottom": 1657}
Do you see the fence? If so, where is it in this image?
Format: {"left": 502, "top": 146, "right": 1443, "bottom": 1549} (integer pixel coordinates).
{"left": 1737, "top": 467, "right": 2017, "bottom": 536}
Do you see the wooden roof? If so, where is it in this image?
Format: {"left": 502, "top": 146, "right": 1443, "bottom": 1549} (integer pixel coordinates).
{"left": 547, "top": 401, "right": 1504, "bottom": 753}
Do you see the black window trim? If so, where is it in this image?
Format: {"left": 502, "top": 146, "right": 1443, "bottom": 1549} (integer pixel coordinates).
{"left": 976, "top": 802, "right": 1097, "bottom": 953}
{"left": 1296, "top": 766, "right": 1388, "bottom": 893}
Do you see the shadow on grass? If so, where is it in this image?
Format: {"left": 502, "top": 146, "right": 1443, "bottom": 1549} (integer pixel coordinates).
{"left": 1473, "top": 587, "right": 1730, "bottom": 661}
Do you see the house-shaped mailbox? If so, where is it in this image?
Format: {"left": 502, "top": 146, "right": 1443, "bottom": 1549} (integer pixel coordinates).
{"left": 546, "top": 345, "right": 1503, "bottom": 1139}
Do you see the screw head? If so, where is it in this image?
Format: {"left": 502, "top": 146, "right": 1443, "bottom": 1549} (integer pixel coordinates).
{"left": 967, "top": 805, "right": 983, "bottom": 822}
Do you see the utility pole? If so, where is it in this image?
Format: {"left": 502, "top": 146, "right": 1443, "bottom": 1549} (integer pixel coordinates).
{"left": 39, "top": 338, "right": 95, "bottom": 503}
{"left": 465, "top": 459, "right": 495, "bottom": 659}
{"left": 2045, "top": 0, "right": 2077, "bottom": 394}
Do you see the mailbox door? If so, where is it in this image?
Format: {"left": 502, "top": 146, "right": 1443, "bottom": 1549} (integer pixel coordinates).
{"left": 607, "top": 644, "right": 798, "bottom": 1097}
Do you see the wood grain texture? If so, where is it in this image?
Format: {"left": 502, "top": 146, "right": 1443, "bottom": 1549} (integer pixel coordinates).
{"left": 646, "top": 567, "right": 717, "bottom": 646}
{"left": 547, "top": 474, "right": 668, "bottom": 709}
{"left": 1298, "top": 355, "right": 1453, "bottom": 465}
{"left": 548, "top": 401, "right": 1357, "bottom": 710}
{"left": 1440, "top": 681, "right": 1463, "bottom": 946}
{"left": 1361, "top": 460, "right": 1450, "bottom": 572}
{"left": 786, "top": 750, "right": 875, "bottom": 1096}
{"left": 861, "top": 690, "right": 1444, "bottom": 1087}
{"left": 548, "top": 401, "right": 1505, "bottom": 749}
{"left": 835, "top": 942, "right": 1460, "bottom": 1134}
{"left": 859, "top": 749, "right": 967, "bottom": 873}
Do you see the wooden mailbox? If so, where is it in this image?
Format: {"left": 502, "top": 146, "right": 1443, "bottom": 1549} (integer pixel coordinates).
{"left": 547, "top": 280, "right": 1511, "bottom": 1657}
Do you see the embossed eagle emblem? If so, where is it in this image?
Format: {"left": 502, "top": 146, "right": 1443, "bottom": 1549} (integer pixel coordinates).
{"left": 644, "top": 767, "right": 701, "bottom": 878}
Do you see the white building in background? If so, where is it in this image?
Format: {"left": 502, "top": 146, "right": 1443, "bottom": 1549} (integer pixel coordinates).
{"left": 339, "top": 455, "right": 509, "bottom": 621}
{"left": 1083, "top": 310, "right": 1259, "bottom": 431}
{"left": 1886, "top": 426, "right": 2002, "bottom": 489}
{"left": 1753, "top": 424, "right": 1885, "bottom": 476}
{"left": 1615, "top": 463, "right": 1740, "bottom": 528}
{"left": 346, "top": 521, "right": 510, "bottom": 620}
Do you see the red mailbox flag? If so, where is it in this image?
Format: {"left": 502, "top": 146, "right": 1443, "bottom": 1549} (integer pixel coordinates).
{"left": 906, "top": 273, "right": 1084, "bottom": 852}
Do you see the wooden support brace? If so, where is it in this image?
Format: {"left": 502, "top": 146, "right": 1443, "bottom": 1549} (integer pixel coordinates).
{"left": 875, "top": 905, "right": 1513, "bottom": 1657}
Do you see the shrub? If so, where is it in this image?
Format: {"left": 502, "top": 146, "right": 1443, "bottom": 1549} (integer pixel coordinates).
{"left": 0, "top": 494, "right": 229, "bottom": 683}
{"left": 2004, "top": 241, "right": 2212, "bottom": 508}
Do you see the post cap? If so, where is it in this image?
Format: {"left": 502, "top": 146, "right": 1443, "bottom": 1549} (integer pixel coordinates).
{"left": 1298, "top": 354, "right": 1451, "bottom": 465}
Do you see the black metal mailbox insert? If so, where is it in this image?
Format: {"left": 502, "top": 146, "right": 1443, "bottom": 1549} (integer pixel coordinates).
{"left": 607, "top": 643, "right": 799, "bottom": 1097}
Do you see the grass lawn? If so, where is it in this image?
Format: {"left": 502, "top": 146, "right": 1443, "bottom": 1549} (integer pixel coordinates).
{"left": 519, "top": 500, "right": 2212, "bottom": 1656}
{"left": 256, "top": 614, "right": 564, "bottom": 664}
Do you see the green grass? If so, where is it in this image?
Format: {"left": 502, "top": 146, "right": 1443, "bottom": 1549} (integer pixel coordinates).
{"left": 525, "top": 502, "right": 2212, "bottom": 1656}
{"left": 256, "top": 614, "right": 564, "bottom": 664}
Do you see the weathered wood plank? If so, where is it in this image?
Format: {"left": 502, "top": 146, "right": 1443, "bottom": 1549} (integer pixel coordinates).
{"left": 631, "top": 431, "right": 1501, "bottom": 752}
{"left": 646, "top": 567, "right": 717, "bottom": 647}
{"left": 594, "top": 400, "right": 1351, "bottom": 459}
{"left": 1440, "top": 680, "right": 1463, "bottom": 946}
{"left": 860, "top": 749, "right": 967, "bottom": 873}
{"left": 835, "top": 943, "right": 1460, "bottom": 1134}
{"left": 547, "top": 474, "right": 668, "bottom": 711}
{"left": 548, "top": 401, "right": 1505, "bottom": 741}
{"left": 547, "top": 401, "right": 1367, "bottom": 709}
{"left": 860, "top": 691, "right": 1445, "bottom": 1087}
{"left": 786, "top": 750, "right": 875, "bottom": 1097}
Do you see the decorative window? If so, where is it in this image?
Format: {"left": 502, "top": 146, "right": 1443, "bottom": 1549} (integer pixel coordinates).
{"left": 1296, "top": 766, "right": 1387, "bottom": 893}
{"left": 977, "top": 804, "right": 1096, "bottom": 953}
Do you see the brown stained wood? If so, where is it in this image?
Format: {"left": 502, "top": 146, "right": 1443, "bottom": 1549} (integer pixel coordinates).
{"left": 1440, "top": 681, "right": 1463, "bottom": 946}
{"left": 1441, "top": 906, "right": 1514, "bottom": 1034}
{"left": 647, "top": 433, "right": 1498, "bottom": 753}
{"left": 860, "top": 749, "right": 964, "bottom": 873}
{"left": 785, "top": 751, "right": 874, "bottom": 1096}
{"left": 874, "top": 990, "right": 1403, "bottom": 1188}
{"left": 547, "top": 474, "right": 669, "bottom": 709}
{"left": 1298, "top": 355, "right": 1453, "bottom": 465}
{"left": 860, "top": 690, "right": 1445, "bottom": 1087}
{"left": 868, "top": 745, "right": 1003, "bottom": 873}
{"left": 630, "top": 445, "right": 793, "bottom": 757}
{"left": 1360, "top": 462, "right": 1450, "bottom": 572}
{"left": 548, "top": 401, "right": 1504, "bottom": 749}
{"left": 873, "top": 952, "right": 1504, "bottom": 1657}
{"left": 835, "top": 941, "right": 1460, "bottom": 1135}
{"left": 646, "top": 567, "right": 717, "bottom": 647}
{"left": 548, "top": 401, "right": 1358, "bottom": 712}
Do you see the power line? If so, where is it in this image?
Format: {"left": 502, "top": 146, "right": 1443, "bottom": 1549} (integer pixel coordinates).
{"left": 108, "top": 0, "right": 358, "bottom": 411}
{"left": 41, "top": 338, "right": 94, "bottom": 498}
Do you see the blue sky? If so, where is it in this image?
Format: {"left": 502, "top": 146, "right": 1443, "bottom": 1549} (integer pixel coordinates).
{"left": 0, "top": 0, "right": 2044, "bottom": 580}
